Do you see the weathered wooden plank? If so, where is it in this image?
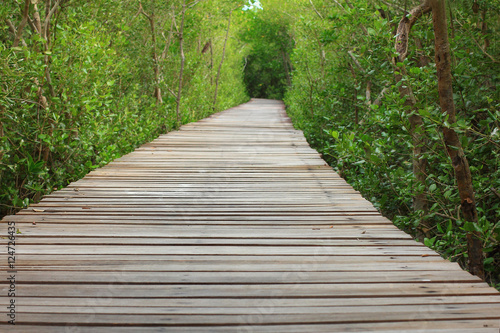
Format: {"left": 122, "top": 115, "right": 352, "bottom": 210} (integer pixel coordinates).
{"left": 3, "top": 283, "right": 496, "bottom": 298}
{"left": 10, "top": 245, "right": 438, "bottom": 256}
{"left": 5, "top": 305, "right": 500, "bottom": 325}
{"left": 3, "top": 295, "right": 500, "bottom": 307}
{"left": 2, "top": 324, "right": 498, "bottom": 333}
{"left": 3, "top": 270, "right": 483, "bottom": 284}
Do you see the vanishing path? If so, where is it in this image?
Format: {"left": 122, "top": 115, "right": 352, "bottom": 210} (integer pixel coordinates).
{"left": 2, "top": 99, "right": 500, "bottom": 332}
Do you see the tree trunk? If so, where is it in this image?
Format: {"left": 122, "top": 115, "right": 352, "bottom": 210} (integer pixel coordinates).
{"left": 140, "top": 2, "right": 163, "bottom": 104}
{"left": 448, "top": 2, "right": 455, "bottom": 39}
{"left": 213, "top": 10, "right": 232, "bottom": 111}
{"left": 430, "top": 0, "right": 485, "bottom": 280}
{"left": 208, "top": 14, "right": 214, "bottom": 86}
{"left": 160, "top": 7, "right": 175, "bottom": 61}
{"left": 393, "top": 1, "right": 431, "bottom": 234}
{"left": 347, "top": 62, "right": 359, "bottom": 124}
{"left": 40, "top": 0, "right": 60, "bottom": 98}
{"left": 415, "top": 38, "right": 430, "bottom": 67}
{"left": 347, "top": 50, "right": 372, "bottom": 122}
{"left": 176, "top": 0, "right": 187, "bottom": 127}
{"left": 281, "top": 49, "right": 292, "bottom": 86}
{"left": 481, "top": 9, "right": 489, "bottom": 51}
{"left": 32, "top": 0, "right": 60, "bottom": 164}
{"left": 13, "top": 0, "right": 30, "bottom": 48}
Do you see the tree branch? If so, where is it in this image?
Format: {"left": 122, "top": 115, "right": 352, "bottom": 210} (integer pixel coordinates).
{"left": 347, "top": 51, "right": 364, "bottom": 72}
{"left": 188, "top": 0, "right": 204, "bottom": 9}
{"left": 13, "top": 0, "right": 30, "bottom": 48}
{"left": 373, "top": 86, "right": 389, "bottom": 106}
{"left": 160, "top": 8, "right": 175, "bottom": 60}
{"left": 394, "top": 0, "right": 431, "bottom": 63}
{"left": 139, "top": 5, "right": 152, "bottom": 22}
{"left": 127, "top": 3, "right": 143, "bottom": 27}
{"left": 6, "top": 19, "right": 27, "bottom": 47}
{"left": 377, "top": 0, "right": 405, "bottom": 12}
{"left": 42, "top": 0, "right": 61, "bottom": 42}
{"left": 213, "top": 10, "right": 232, "bottom": 111}
{"left": 309, "top": 0, "right": 324, "bottom": 19}
{"left": 331, "top": 0, "right": 345, "bottom": 10}
{"left": 491, "top": 188, "right": 500, "bottom": 201}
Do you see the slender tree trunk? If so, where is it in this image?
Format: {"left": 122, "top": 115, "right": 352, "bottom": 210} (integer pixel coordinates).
{"left": 0, "top": 90, "right": 4, "bottom": 145}
{"left": 208, "top": 14, "right": 214, "bottom": 86}
{"left": 394, "top": 1, "right": 431, "bottom": 236}
{"left": 213, "top": 10, "right": 232, "bottom": 111}
{"left": 415, "top": 38, "right": 430, "bottom": 67}
{"left": 210, "top": 37, "right": 214, "bottom": 86}
{"left": 281, "top": 49, "right": 292, "bottom": 86}
{"left": 309, "top": 0, "right": 323, "bottom": 19}
{"left": 430, "top": 0, "right": 484, "bottom": 280}
{"left": 160, "top": 7, "right": 175, "bottom": 61}
{"left": 38, "top": 0, "right": 60, "bottom": 98}
{"left": 347, "top": 50, "right": 372, "bottom": 119}
{"left": 33, "top": 4, "right": 42, "bottom": 35}
{"left": 176, "top": 0, "right": 187, "bottom": 127}
{"left": 6, "top": 19, "right": 22, "bottom": 45}
{"left": 303, "top": 59, "right": 315, "bottom": 116}
{"left": 347, "top": 62, "right": 359, "bottom": 124}
{"left": 481, "top": 9, "right": 489, "bottom": 51}
{"left": 32, "top": 0, "right": 60, "bottom": 164}
{"left": 13, "top": 0, "right": 30, "bottom": 48}
{"left": 448, "top": 1, "right": 455, "bottom": 39}
{"left": 140, "top": 2, "right": 163, "bottom": 104}
{"left": 0, "top": 97, "right": 4, "bottom": 197}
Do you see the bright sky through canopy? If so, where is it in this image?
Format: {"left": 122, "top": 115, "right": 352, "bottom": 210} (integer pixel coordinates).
{"left": 242, "top": 0, "right": 263, "bottom": 10}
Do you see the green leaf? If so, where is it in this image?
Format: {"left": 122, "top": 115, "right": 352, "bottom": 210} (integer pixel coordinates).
{"left": 424, "top": 236, "right": 436, "bottom": 247}
{"left": 429, "top": 184, "right": 437, "bottom": 192}
{"left": 409, "top": 67, "right": 421, "bottom": 74}
{"left": 446, "top": 221, "right": 453, "bottom": 233}
{"left": 418, "top": 108, "right": 430, "bottom": 117}
{"left": 484, "top": 257, "right": 494, "bottom": 265}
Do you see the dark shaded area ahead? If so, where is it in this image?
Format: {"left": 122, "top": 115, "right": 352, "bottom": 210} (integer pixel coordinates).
{"left": 241, "top": 15, "right": 293, "bottom": 99}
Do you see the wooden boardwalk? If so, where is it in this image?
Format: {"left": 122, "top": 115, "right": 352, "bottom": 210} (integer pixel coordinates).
{"left": 2, "top": 99, "right": 500, "bottom": 332}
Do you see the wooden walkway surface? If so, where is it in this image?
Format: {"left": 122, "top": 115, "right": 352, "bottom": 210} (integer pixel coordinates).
{"left": 2, "top": 99, "right": 500, "bottom": 332}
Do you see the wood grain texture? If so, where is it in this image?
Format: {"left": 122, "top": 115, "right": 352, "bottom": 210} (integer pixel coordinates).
{"left": 1, "top": 99, "right": 499, "bottom": 331}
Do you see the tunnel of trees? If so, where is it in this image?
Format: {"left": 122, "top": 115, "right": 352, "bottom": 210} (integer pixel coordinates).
{"left": 1, "top": 0, "right": 499, "bottom": 288}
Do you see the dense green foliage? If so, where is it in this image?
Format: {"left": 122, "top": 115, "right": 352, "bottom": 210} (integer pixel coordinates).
{"left": 276, "top": 0, "right": 500, "bottom": 284}
{"left": 1, "top": 0, "right": 248, "bottom": 218}
{"left": 244, "top": 0, "right": 499, "bottom": 287}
